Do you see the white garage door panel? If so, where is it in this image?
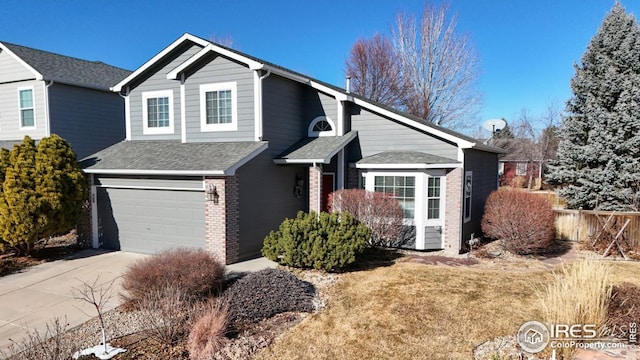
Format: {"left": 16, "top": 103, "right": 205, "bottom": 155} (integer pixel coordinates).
{"left": 98, "top": 187, "right": 206, "bottom": 254}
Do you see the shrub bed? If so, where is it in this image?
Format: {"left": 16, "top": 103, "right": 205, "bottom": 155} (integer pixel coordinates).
{"left": 481, "top": 189, "right": 556, "bottom": 255}
{"left": 262, "top": 211, "right": 370, "bottom": 271}
{"left": 121, "top": 248, "right": 225, "bottom": 308}
{"left": 224, "top": 268, "right": 314, "bottom": 330}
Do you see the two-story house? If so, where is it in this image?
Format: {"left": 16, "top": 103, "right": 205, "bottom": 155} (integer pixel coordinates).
{"left": 0, "top": 41, "right": 130, "bottom": 158}
{"left": 81, "top": 33, "right": 501, "bottom": 264}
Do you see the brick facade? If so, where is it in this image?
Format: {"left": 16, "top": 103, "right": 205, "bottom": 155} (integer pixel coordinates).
{"left": 308, "top": 165, "right": 322, "bottom": 213}
{"left": 204, "top": 176, "right": 239, "bottom": 264}
{"left": 444, "top": 168, "right": 463, "bottom": 254}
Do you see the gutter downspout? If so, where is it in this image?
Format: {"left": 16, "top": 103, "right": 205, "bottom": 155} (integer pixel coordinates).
{"left": 44, "top": 80, "right": 54, "bottom": 136}
{"left": 118, "top": 87, "right": 131, "bottom": 140}
{"left": 256, "top": 70, "right": 271, "bottom": 140}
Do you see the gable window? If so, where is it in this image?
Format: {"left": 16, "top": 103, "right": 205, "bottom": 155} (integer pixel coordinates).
{"left": 308, "top": 116, "right": 336, "bottom": 137}
{"left": 200, "top": 82, "right": 237, "bottom": 132}
{"left": 374, "top": 175, "right": 415, "bottom": 218}
{"left": 18, "top": 87, "right": 35, "bottom": 129}
{"left": 464, "top": 171, "right": 472, "bottom": 222}
{"left": 142, "top": 90, "right": 174, "bottom": 134}
{"left": 427, "top": 177, "right": 442, "bottom": 220}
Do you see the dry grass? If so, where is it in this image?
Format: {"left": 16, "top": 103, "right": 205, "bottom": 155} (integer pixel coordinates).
{"left": 256, "top": 262, "right": 549, "bottom": 360}
{"left": 537, "top": 259, "right": 613, "bottom": 359}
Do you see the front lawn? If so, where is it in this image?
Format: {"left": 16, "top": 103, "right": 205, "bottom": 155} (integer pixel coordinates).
{"left": 256, "top": 257, "right": 640, "bottom": 360}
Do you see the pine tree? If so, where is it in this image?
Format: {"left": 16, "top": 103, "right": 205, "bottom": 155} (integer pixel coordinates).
{"left": 36, "top": 134, "right": 87, "bottom": 237}
{"left": 0, "top": 137, "right": 39, "bottom": 253}
{"left": 547, "top": 3, "right": 640, "bottom": 211}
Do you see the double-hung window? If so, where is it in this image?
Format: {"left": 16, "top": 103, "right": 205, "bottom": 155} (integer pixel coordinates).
{"left": 18, "top": 87, "right": 35, "bottom": 129}
{"left": 142, "top": 90, "right": 174, "bottom": 134}
{"left": 427, "top": 177, "right": 442, "bottom": 220}
{"left": 373, "top": 175, "right": 415, "bottom": 218}
{"left": 200, "top": 82, "right": 237, "bottom": 131}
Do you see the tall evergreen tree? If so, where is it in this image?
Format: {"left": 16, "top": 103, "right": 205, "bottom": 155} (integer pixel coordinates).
{"left": 0, "top": 137, "right": 39, "bottom": 253}
{"left": 547, "top": 3, "right": 640, "bottom": 211}
{"left": 36, "top": 134, "right": 87, "bottom": 237}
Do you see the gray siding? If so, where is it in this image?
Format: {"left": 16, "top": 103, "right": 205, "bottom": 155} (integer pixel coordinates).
{"left": 97, "top": 186, "right": 205, "bottom": 253}
{"left": 350, "top": 107, "right": 458, "bottom": 160}
{"left": 262, "top": 75, "right": 305, "bottom": 156}
{"left": 237, "top": 151, "right": 307, "bottom": 260}
{"left": 184, "top": 55, "right": 254, "bottom": 142}
{"left": 462, "top": 149, "right": 499, "bottom": 243}
{"left": 303, "top": 87, "right": 337, "bottom": 125}
{"left": 0, "top": 80, "right": 47, "bottom": 141}
{"left": 425, "top": 226, "right": 443, "bottom": 248}
{"left": 0, "top": 49, "right": 35, "bottom": 83}
{"left": 129, "top": 43, "right": 204, "bottom": 140}
{"left": 49, "top": 83, "right": 125, "bottom": 158}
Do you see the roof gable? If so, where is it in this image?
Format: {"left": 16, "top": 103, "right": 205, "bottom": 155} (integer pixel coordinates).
{"left": 0, "top": 42, "right": 131, "bottom": 90}
{"left": 115, "top": 32, "right": 501, "bottom": 153}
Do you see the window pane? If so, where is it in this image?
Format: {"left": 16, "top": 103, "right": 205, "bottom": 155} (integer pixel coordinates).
{"left": 147, "top": 97, "right": 170, "bottom": 128}
{"left": 21, "top": 109, "right": 34, "bottom": 127}
{"left": 428, "top": 199, "right": 440, "bottom": 219}
{"left": 372, "top": 175, "right": 415, "bottom": 219}
{"left": 19, "top": 89, "right": 33, "bottom": 108}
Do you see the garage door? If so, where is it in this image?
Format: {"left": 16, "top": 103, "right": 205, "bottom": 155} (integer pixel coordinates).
{"left": 97, "top": 187, "right": 206, "bottom": 254}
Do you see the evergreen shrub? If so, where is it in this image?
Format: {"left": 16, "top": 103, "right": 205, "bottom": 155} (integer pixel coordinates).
{"left": 481, "top": 189, "right": 556, "bottom": 255}
{"left": 262, "top": 211, "right": 370, "bottom": 271}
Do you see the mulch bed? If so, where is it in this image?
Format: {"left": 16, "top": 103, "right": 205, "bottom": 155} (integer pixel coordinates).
{"left": 0, "top": 232, "right": 82, "bottom": 277}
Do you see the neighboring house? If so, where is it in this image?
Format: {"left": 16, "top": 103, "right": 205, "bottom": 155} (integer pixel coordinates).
{"left": 81, "top": 33, "right": 502, "bottom": 264}
{"left": 495, "top": 138, "right": 542, "bottom": 188}
{"left": 0, "top": 41, "right": 131, "bottom": 158}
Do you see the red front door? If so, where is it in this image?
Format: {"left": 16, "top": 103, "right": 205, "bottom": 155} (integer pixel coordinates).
{"left": 321, "top": 173, "right": 335, "bottom": 212}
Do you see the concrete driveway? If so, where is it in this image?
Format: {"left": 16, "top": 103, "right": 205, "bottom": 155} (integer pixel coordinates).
{"left": 0, "top": 249, "right": 147, "bottom": 350}
{"left": 0, "top": 248, "right": 277, "bottom": 351}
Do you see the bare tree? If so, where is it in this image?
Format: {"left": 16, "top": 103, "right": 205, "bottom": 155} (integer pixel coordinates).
{"left": 393, "top": 2, "right": 481, "bottom": 128}
{"left": 345, "top": 34, "right": 404, "bottom": 107}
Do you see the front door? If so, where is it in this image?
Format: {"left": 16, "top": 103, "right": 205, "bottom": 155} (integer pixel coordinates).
{"left": 321, "top": 173, "right": 335, "bottom": 212}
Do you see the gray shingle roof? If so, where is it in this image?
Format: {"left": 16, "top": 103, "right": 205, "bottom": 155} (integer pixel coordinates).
{"left": 2, "top": 42, "right": 131, "bottom": 90}
{"left": 276, "top": 131, "right": 358, "bottom": 163}
{"left": 357, "top": 151, "right": 459, "bottom": 167}
{"left": 81, "top": 140, "right": 267, "bottom": 175}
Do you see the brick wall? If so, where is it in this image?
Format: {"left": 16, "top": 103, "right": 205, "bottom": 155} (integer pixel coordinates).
{"left": 308, "top": 165, "right": 322, "bottom": 213}
{"left": 444, "top": 168, "right": 462, "bottom": 254}
{"left": 204, "top": 176, "right": 239, "bottom": 264}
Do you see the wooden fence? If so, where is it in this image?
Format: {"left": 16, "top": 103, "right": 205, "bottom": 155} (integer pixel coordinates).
{"left": 554, "top": 209, "right": 640, "bottom": 248}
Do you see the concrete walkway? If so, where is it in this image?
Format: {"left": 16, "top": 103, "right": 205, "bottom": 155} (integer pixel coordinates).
{"left": 0, "top": 249, "right": 277, "bottom": 350}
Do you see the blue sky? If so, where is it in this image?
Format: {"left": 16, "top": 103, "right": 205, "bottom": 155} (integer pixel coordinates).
{"left": 1, "top": 0, "right": 633, "bottom": 135}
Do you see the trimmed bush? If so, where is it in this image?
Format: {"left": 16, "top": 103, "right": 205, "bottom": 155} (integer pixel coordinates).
{"left": 481, "top": 189, "right": 556, "bottom": 255}
{"left": 187, "top": 302, "right": 228, "bottom": 359}
{"left": 138, "top": 285, "right": 193, "bottom": 345}
{"left": 262, "top": 211, "right": 370, "bottom": 271}
{"left": 224, "top": 268, "right": 314, "bottom": 329}
{"left": 328, "top": 189, "right": 403, "bottom": 247}
{"left": 121, "top": 248, "right": 225, "bottom": 308}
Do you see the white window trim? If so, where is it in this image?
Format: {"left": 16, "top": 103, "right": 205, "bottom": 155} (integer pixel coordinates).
{"left": 200, "top": 82, "right": 238, "bottom": 132}
{"left": 464, "top": 171, "right": 472, "bottom": 223}
{"left": 142, "top": 90, "right": 174, "bottom": 135}
{"left": 426, "top": 176, "right": 445, "bottom": 223}
{"left": 515, "top": 162, "right": 528, "bottom": 176}
{"left": 18, "top": 86, "right": 36, "bottom": 130}
{"left": 308, "top": 116, "right": 336, "bottom": 137}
